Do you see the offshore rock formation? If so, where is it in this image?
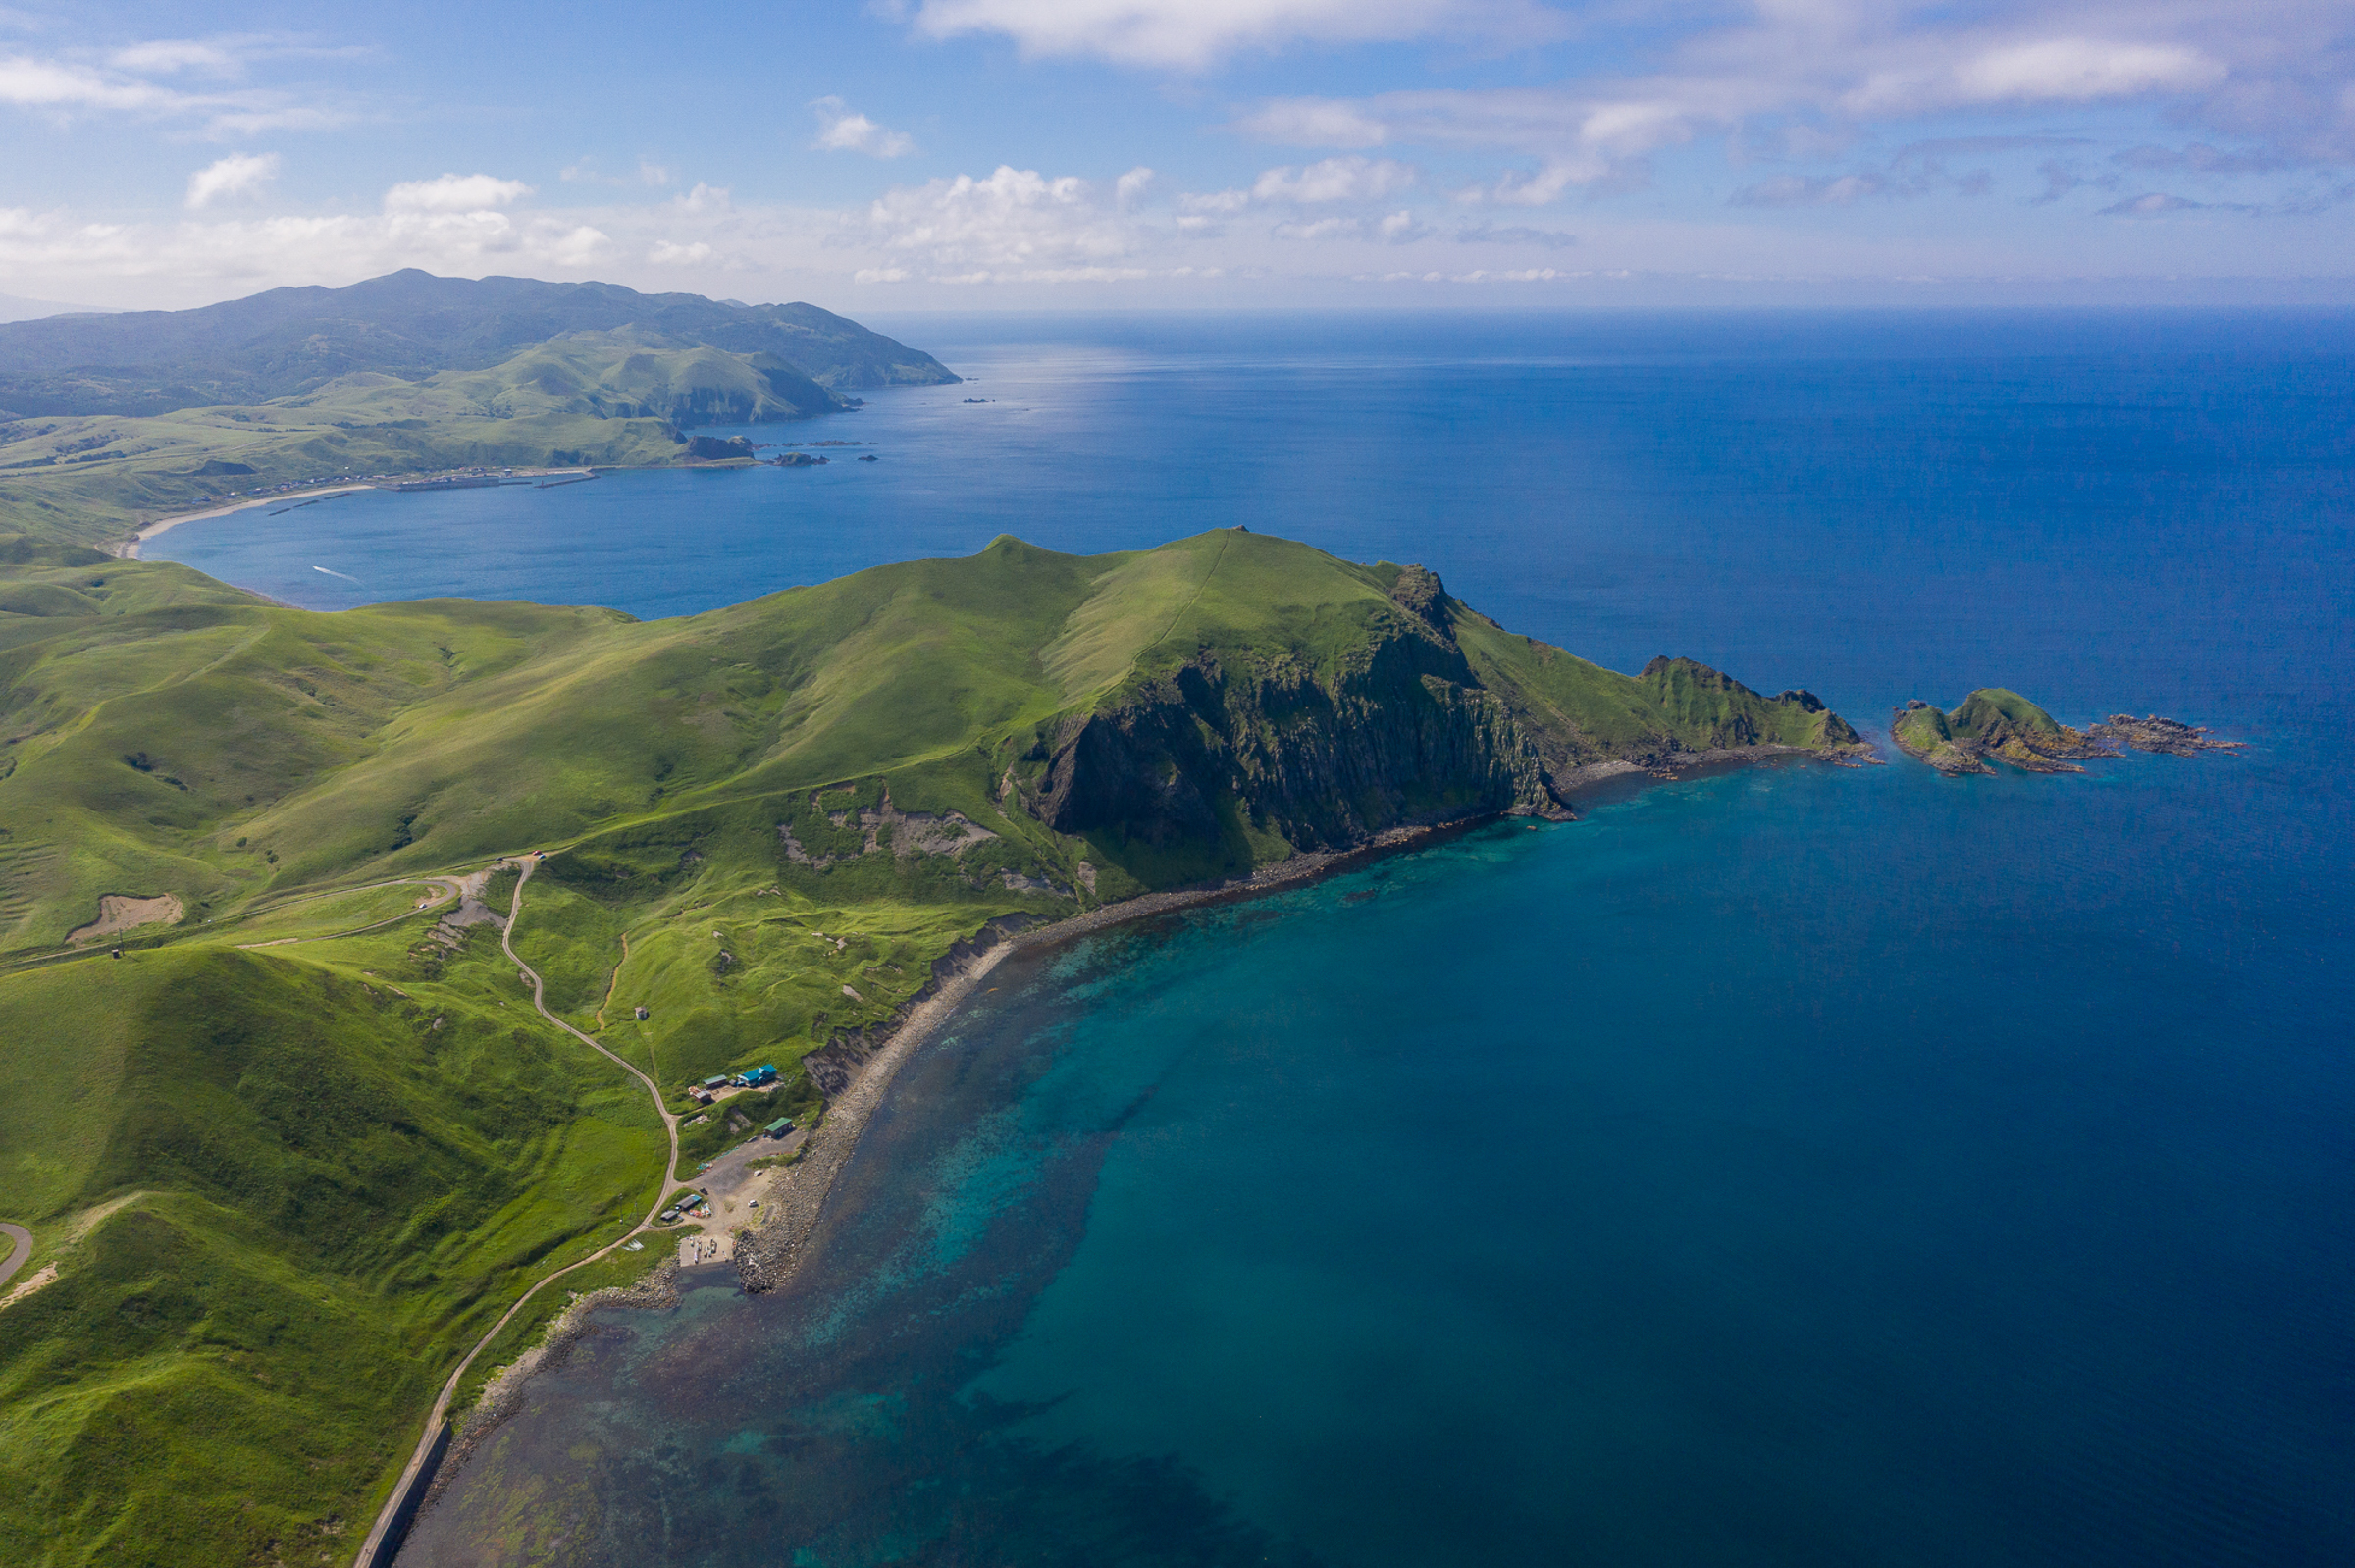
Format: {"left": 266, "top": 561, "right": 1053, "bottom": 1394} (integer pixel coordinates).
{"left": 1894, "top": 689, "right": 2241, "bottom": 774}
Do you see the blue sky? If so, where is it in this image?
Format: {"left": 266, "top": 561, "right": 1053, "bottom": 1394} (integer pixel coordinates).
{"left": 3, "top": 0, "right": 2350, "bottom": 310}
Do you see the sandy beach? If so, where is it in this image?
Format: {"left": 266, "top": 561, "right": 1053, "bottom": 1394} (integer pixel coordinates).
{"left": 111, "top": 485, "right": 377, "bottom": 559}
{"left": 109, "top": 467, "right": 602, "bottom": 560}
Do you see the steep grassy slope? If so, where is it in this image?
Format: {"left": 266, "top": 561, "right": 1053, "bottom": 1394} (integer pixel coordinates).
{"left": 0, "top": 269, "right": 957, "bottom": 417}
{"left": 0, "top": 924, "right": 667, "bottom": 1568}
{"left": 0, "top": 526, "right": 1861, "bottom": 1564}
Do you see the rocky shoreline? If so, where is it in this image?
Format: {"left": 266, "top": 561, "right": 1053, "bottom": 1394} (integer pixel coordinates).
{"left": 729, "top": 737, "right": 1879, "bottom": 1297}
{"left": 427, "top": 741, "right": 1882, "bottom": 1487}
{"left": 729, "top": 813, "right": 1502, "bottom": 1296}
{"left": 426, "top": 1259, "right": 682, "bottom": 1507}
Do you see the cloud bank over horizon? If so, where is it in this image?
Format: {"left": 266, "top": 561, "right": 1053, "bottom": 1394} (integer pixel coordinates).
{"left": 0, "top": 1, "right": 2347, "bottom": 310}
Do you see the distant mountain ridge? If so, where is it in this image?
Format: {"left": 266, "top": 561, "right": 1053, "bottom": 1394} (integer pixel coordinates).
{"left": 0, "top": 275, "right": 962, "bottom": 543}
{"left": 0, "top": 294, "right": 117, "bottom": 326}
{"left": 0, "top": 270, "right": 959, "bottom": 418}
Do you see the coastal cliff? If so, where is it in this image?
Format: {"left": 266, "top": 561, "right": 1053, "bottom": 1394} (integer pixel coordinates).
{"left": 1014, "top": 551, "right": 1861, "bottom": 865}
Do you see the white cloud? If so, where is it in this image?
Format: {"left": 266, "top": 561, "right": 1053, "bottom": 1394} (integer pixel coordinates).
{"left": 561, "top": 158, "right": 674, "bottom": 186}
{"left": 383, "top": 173, "right": 533, "bottom": 213}
{"left": 1252, "top": 155, "right": 1417, "bottom": 202}
{"left": 1116, "top": 166, "right": 1156, "bottom": 208}
{"left": 1951, "top": 40, "right": 2227, "bottom": 104}
{"left": 1238, "top": 98, "right": 1391, "bottom": 148}
{"left": 1731, "top": 173, "right": 1889, "bottom": 208}
{"left": 811, "top": 96, "right": 916, "bottom": 158}
{"left": 110, "top": 40, "right": 238, "bottom": 76}
{"left": 1378, "top": 209, "right": 1436, "bottom": 242}
{"left": 1849, "top": 39, "right": 2230, "bottom": 116}
{"left": 1273, "top": 215, "right": 1362, "bottom": 240}
{"left": 2098, "top": 190, "right": 2257, "bottom": 216}
{"left": 900, "top": 0, "right": 1564, "bottom": 69}
{"left": 0, "top": 37, "right": 361, "bottom": 135}
{"left": 0, "top": 55, "right": 171, "bottom": 112}
{"left": 651, "top": 239, "right": 715, "bottom": 265}
{"left": 1231, "top": 4, "right": 2355, "bottom": 198}
{"left": 1178, "top": 187, "right": 1252, "bottom": 215}
{"left": 676, "top": 182, "right": 731, "bottom": 213}
{"left": 185, "top": 152, "right": 280, "bottom": 209}
{"left": 0, "top": 199, "right": 616, "bottom": 295}
{"left": 863, "top": 164, "right": 1149, "bottom": 279}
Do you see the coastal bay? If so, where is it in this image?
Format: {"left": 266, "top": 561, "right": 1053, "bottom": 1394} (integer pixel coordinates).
{"left": 402, "top": 729, "right": 2354, "bottom": 1567}
{"left": 9, "top": 309, "right": 2349, "bottom": 1566}
{"left": 381, "top": 311, "right": 2353, "bottom": 1566}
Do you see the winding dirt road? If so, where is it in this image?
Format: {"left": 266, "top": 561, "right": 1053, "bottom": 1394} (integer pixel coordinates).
{"left": 351, "top": 856, "right": 684, "bottom": 1568}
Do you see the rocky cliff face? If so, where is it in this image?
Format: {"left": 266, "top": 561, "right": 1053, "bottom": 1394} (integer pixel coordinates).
{"left": 1024, "top": 563, "right": 1859, "bottom": 858}
{"left": 1034, "top": 628, "right": 1565, "bottom": 851}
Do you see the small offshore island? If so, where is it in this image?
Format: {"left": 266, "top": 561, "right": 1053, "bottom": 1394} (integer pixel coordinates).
{"left": 1893, "top": 689, "right": 2244, "bottom": 775}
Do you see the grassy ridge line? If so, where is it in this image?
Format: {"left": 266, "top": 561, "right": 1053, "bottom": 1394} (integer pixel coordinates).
{"left": 351, "top": 855, "right": 684, "bottom": 1568}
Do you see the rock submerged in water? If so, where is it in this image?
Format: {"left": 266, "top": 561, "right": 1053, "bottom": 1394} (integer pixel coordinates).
{"left": 1892, "top": 690, "right": 2242, "bottom": 775}
{"left": 2088, "top": 713, "right": 2246, "bottom": 757}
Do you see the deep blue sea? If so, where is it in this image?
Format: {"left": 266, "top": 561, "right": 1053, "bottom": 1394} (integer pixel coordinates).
{"left": 157, "top": 313, "right": 2355, "bottom": 1566}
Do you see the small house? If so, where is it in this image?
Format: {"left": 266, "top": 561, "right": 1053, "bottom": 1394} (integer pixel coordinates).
{"left": 743, "top": 1064, "right": 778, "bottom": 1087}
{"left": 702, "top": 1074, "right": 729, "bottom": 1090}
{"left": 765, "top": 1118, "right": 795, "bottom": 1138}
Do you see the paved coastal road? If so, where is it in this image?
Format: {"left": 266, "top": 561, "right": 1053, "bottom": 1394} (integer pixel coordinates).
{"left": 0, "top": 1224, "right": 31, "bottom": 1292}
{"left": 352, "top": 855, "right": 685, "bottom": 1568}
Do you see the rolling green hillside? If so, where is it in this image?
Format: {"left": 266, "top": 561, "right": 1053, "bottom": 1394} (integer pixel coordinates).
{"left": 0, "top": 527, "right": 1862, "bottom": 1565}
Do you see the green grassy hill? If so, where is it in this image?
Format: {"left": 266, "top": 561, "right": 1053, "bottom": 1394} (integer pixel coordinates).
{"left": 0, "top": 269, "right": 958, "bottom": 417}
{"left": 0, "top": 272, "right": 959, "bottom": 548}
{"left": 0, "top": 332, "right": 864, "bottom": 548}
{"left": 0, "top": 527, "right": 1862, "bottom": 1564}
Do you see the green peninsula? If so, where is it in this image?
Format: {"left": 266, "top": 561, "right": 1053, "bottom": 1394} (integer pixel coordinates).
{"left": 0, "top": 272, "right": 957, "bottom": 549}
{"left": 0, "top": 527, "right": 1861, "bottom": 1565}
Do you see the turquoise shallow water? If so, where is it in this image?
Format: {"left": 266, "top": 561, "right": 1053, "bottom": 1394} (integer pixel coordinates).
{"left": 175, "top": 312, "right": 2355, "bottom": 1566}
